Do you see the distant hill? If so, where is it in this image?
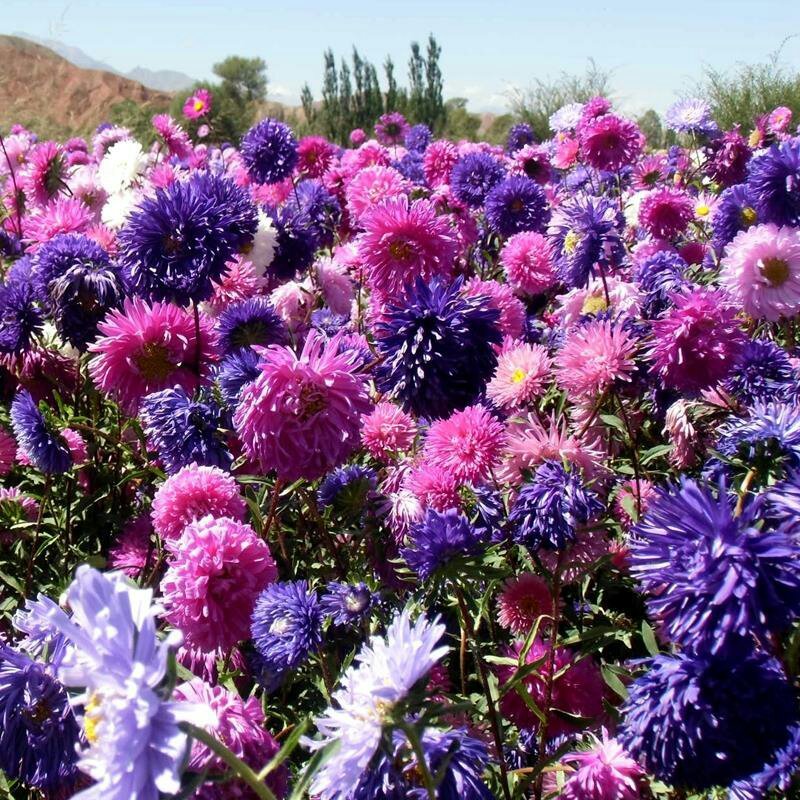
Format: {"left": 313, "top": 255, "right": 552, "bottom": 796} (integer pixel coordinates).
{"left": 0, "top": 35, "right": 172, "bottom": 136}
{"left": 12, "top": 32, "right": 196, "bottom": 92}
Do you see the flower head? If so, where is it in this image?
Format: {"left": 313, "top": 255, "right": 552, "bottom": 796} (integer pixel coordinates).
{"left": 321, "top": 582, "right": 376, "bottom": 628}
{"left": 10, "top": 390, "right": 72, "bottom": 474}
{"left": 496, "top": 572, "right": 554, "bottom": 635}
{"left": 579, "top": 114, "right": 644, "bottom": 171}
{"left": 484, "top": 176, "right": 550, "bottom": 236}
{"left": 450, "top": 152, "right": 506, "bottom": 207}
{"left": 638, "top": 187, "right": 695, "bottom": 240}
{"left": 487, "top": 342, "right": 552, "bottom": 410}
{"left": 747, "top": 137, "right": 800, "bottom": 226}
{"left": 499, "top": 231, "right": 556, "bottom": 296}
{"left": 360, "top": 401, "right": 417, "bottom": 460}
{"left": 375, "top": 112, "right": 410, "bottom": 146}
{"left": 240, "top": 118, "right": 298, "bottom": 184}
{"left": 402, "top": 508, "right": 483, "bottom": 579}
{"left": 183, "top": 88, "right": 212, "bottom": 120}
{"left": 664, "top": 98, "right": 717, "bottom": 136}
{"left": 215, "top": 296, "right": 288, "bottom": 356}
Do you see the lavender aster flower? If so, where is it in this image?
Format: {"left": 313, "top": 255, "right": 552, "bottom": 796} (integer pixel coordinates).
{"left": 724, "top": 339, "right": 798, "bottom": 405}
{"left": 629, "top": 478, "right": 800, "bottom": 654}
{"left": 664, "top": 98, "right": 718, "bottom": 136}
{"left": 321, "top": 582, "right": 376, "bottom": 627}
{"left": 286, "top": 179, "right": 341, "bottom": 249}
{"left": 747, "top": 137, "right": 800, "bottom": 226}
{"left": 375, "top": 112, "right": 410, "bottom": 147}
{"left": 506, "top": 122, "right": 536, "bottom": 154}
{"left": 635, "top": 250, "right": 688, "bottom": 317}
{"left": 215, "top": 296, "right": 288, "bottom": 356}
{"left": 10, "top": 390, "right": 72, "bottom": 474}
{"left": 375, "top": 277, "right": 502, "bottom": 419}
{"left": 402, "top": 508, "right": 483, "bottom": 579}
{"left": 450, "top": 153, "right": 506, "bottom": 208}
{"left": 405, "top": 123, "right": 432, "bottom": 153}
{"left": 712, "top": 184, "right": 759, "bottom": 253}
{"left": 549, "top": 103, "right": 584, "bottom": 133}
{"left": 269, "top": 205, "right": 318, "bottom": 280}
{"left": 484, "top": 176, "right": 550, "bottom": 236}
{"left": 140, "top": 387, "right": 232, "bottom": 474}
{"left": 240, "top": 118, "right": 298, "bottom": 184}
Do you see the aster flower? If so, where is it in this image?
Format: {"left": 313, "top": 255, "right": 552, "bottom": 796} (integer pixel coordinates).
{"left": 496, "top": 572, "right": 555, "bottom": 634}
{"left": 345, "top": 165, "right": 410, "bottom": 222}
{"left": 97, "top": 139, "right": 147, "bottom": 195}
{"left": 629, "top": 478, "right": 800, "bottom": 653}
{"left": 297, "top": 135, "right": 337, "bottom": 178}
{"left": 162, "top": 514, "right": 277, "bottom": 650}
{"left": 450, "top": 152, "right": 506, "bottom": 207}
{"left": 375, "top": 277, "right": 502, "bottom": 419}
{"left": 0, "top": 276, "right": 44, "bottom": 355}
{"left": 619, "top": 647, "right": 799, "bottom": 789}
{"left": 286, "top": 179, "right": 341, "bottom": 249}
{"left": 499, "top": 231, "right": 556, "bottom": 296}
{"left": 317, "top": 464, "right": 377, "bottom": 516}
{"left": 215, "top": 296, "right": 288, "bottom": 355}
{"left": 24, "top": 195, "right": 94, "bottom": 247}
{"left": 423, "top": 140, "right": 459, "bottom": 187}
{"left": 321, "top": 582, "right": 376, "bottom": 628}
{"left": 579, "top": 114, "right": 644, "bottom": 172}
{"left": 22, "top": 140, "right": 67, "bottom": 206}
{"left": 240, "top": 118, "right": 298, "bottom": 184}
{"left": 251, "top": 580, "right": 323, "bottom": 678}
{"left": 728, "top": 723, "right": 800, "bottom": 800}
{"left": 664, "top": 98, "right": 718, "bottom": 136}
{"left": 357, "top": 196, "right": 457, "bottom": 297}
{"left": 461, "top": 277, "right": 526, "bottom": 338}
{"left": 638, "top": 187, "right": 695, "bottom": 240}
{"left": 268, "top": 204, "right": 318, "bottom": 281}
{"left": 706, "top": 126, "right": 752, "bottom": 188}
{"left": 506, "top": 122, "right": 536, "bottom": 153}
{"left": 10, "top": 390, "right": 72, "bottom": 474}
{"left": 88, "top": 297, "right": 217, "bottom": 414}
{"left": 649, "top": 287, "right": 746, "bottom": 394}
{"left": 549, "top": 195, "right": 625, "bottom": 288}
{"left": 247, "top": 208, "right": 279, "bottom": 276}
{"left": 510, "top": 460, "right": 603, "bottom": 551}
{"left": 484, "top": 176, "right": 550, "bottom": 236}
{"left": 118, "top": 172, "right": 257, "bottom": 305}
{"left": 216, "top": 347, "right": 262, "bottom": 407}
{"left": 405, "top": 123, "right": 432, "bottom": 153}
{"left": 0, "top": 427, "right": 17, "bottom": 476}
{"left": 183, "top": 88, "right": 212, "bottom": 119}
{"left": 108, "top": 515, "right": 155, "bottom": 578}
{"left": 306, "top": 610, "right": 448, "bottom": 800}
{"left": 635, "top": 249, "right": 688, "bottom": 316}
{"left": 747, "top": 137, "right": 800, "bottom": 226}
{"left": 720, "top": 222, "right": 800, "bottom": 321}
{"left": 724, "top": 338, "right": 798, "bottom": 404}
{"left": 402, "top": 508, "right": 483, "bottom": 579}
{"left": 486, "top": 342, "right": 551, "bottom": 410}
{"left": 375, "top": 112, "right": 410, "bottom": 147}
{"left": 550, "top": 103, "right": 585, "bottom": 132}
{"left": 361, "top": 401, "right": 417, "bottom": 460}
{"left": 711, "top": 184, "right": 759, "bottom": 253}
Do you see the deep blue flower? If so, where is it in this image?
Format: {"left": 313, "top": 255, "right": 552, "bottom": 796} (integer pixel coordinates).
{"left": 393, "top": 151, "right": 426, "bottom": 185}
{"left": 724, "top": 339, "right": 798, "bottom": 405}
{"left": 635, "top": 250, "right": 688, "bottom": 317}
{"left": 450, "top": 153, "right": 506, "bottom": 208}
{"left": 375, "top": 277, "right": 501, "bottom": 419}
{"left": 0, "top": 645, "right": 82, "bottom": 792}
{"left": 215, "top": 296, "right": 288, "bottom": 356}
{"left": 10, "top": 390, "right": 71, "bottom": 474}
{"left": 320, "top": 581, "right": 376, "bottom": 627}
{"left": 286, "top": 179, "right": 341, "bottom": 248}
{"left": 140, "top": 387, "right": 232, "bottom": 474}
{"left": 747, "top": 137, "right": 800, "bottom": 226}
{"left": 0, "top": 277, "right": 43, "bottom": 355}
{"left": 549, "top": 194, "right": 625, "bottom": 288}
{"left": 405, "top": 124, "right": 432, "bottom": 153}
{"left": 269, "top": 205, "right": 317, "bottom": 281}
{"left": 506, "top": 122, "right": 536, "bottom": 153}
{"left": 484, "top": 176, "right": 550, "bottom": 236}
{"left": 711, "top": 183, "right": 759, "bottom": 253}
{"left": 509, "top": 460, "right": 602, "bottom": 551}
{"left": 402, "top": 508, "right": 483, "bottom": 579}
{"left": 629, "top": 478, "right": 800, "bottom": 654}
{"left": 317, "top": 464, "right": 377, "bottom": 515}
{"left": 118, "top": 172, "right": 257, "bottom": 305}
{"left": 216, "top": 347, "right": 262, "bottom": 408}
{"left": 240, "top": 118, "right": 298, "bottom": 184}
{"left": 618, "top": 646, "right": 799, "bottom": 790}
{"left": 251, "top": 580, "right": 323, "bottom": 678}
{"left": 729, "top": 722, "right": 800, "bottom": 800}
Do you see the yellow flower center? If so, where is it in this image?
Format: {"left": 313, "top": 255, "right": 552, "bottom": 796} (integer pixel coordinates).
{"left": 581, "top": 295, "right": 608, "bottom": 315}
{"left": 760, "top": 257, "right": 791, "bottom": 287}
{"left": 388, "top": 238, "right": 414, "bottom": 262}
{"left": 194, "top": 99, "right": 205, "bottom": 112}
{"left": 741, "top": 206, "right": 757, "bottom": 226}
{"left": 563, "top": 230, "right": 580, "bottom": 255}
{"left": 748, "top": 129, "right": 762, "bottom": 147}
{"left": 511, "top": 367, "right": 526, "bottom": 384}
{"left": 696, "top": 204, "right": 710, "bottom": 217}
{"left": 84, "top": 693, "right": 102, "bottom": 745}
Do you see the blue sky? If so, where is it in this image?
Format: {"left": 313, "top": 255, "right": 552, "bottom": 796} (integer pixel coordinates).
{"left": 4, "top": 0, "right": 800, "bottom": 114}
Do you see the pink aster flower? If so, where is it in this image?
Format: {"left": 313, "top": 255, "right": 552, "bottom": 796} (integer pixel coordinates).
{"left": 315, "top": 255, "right": 354, "bottom": 316}
{"left": 297, "top": 135, "right": 337, "bottom": 178}
{"left": 579, "top": 114, "right": 644, "bottom": 172}
{"left": 631, "top": 153, "right": 669, "bottom": 191}
{"left": 162, "top": 514, "right": 277, "bottom": 650}
{"left": 349, "top": 128, "right": 367, "bottom": 147}
{"left": 234, "top": 331, "right": 372, "bottom": 481}
{"left": 361, "top": 402, "right": 417, "bottom": 460}
{"left": 555, "top": 320, "right": 637, "bottom": 400}
{"left": 720, "top": 223, "right": 800, "bottom": 321}
{"left": 152, "top": 114, "right": 193, "bottom": 160}
{"left": 60, "top": 429, "right": 88, "bottom": 465}
{"left": 269, "top": 278, "right": 314, "bottom": 331}
{"left": 405, "top": 461, "right": 461, "bottom": 512}
{"left": 340, "top": 140, "right": 391, "bottom": 176}
{"left": 664, "top": 399, "right": 699, "bottom": 468}
{"left": 496, "top": 638, "right": 605, "bottom": 737}
{"left": 0, "top": 487, "right": 38, "bottom": 543}
{"left": 555, "top": 276, "right": 642, "bottom": 327}
{"left": 357, "top": 196, "right": 457, "bottom": 297}
{"left": 23, "top": 197, "right": 93, "bottom": 248}
{"left": 553, "top": 135, "right": 580, "bottom": 169}
{"left": 511, "top": 144, "right": 552, "bottom": 184}
{"left": 768, "top": 106, "right": 792, "bottom": 135}
{"left": 462, "top": 278, "right": 526, "bottom": 338}
{"left": 423, "top": 140, "right": 460, "bottom": 187}
{"left": 499, "top": 231, "right": 556, "bottom": 296}
{"left": 540, "top": 528, "right": 611, "bottom": 583}
{"left": 203, "top": 256, "right": 267, "bottom": 316}
{"left": 423, "top": 405, "right": 506, "bottom": 484}
{"left": 344, "top": 164, "right": 410, "bottom": 222}
{"left": 68, "top": 165, "right": 107, "bottom": 219}
{"left": 613, "top": 478, "right": 656, "bottom": 530}
{"left": 183, "top": 88, "right": 212, "bottom": 120}
{"left": 108, "top": 514, "right": 155, "bottom": 577}
{"left": 174, "top": 678, "right": 288, "bottom": 799}
{"left": 649, "top": 287, "right": 745, "bottom": 394}
{"left": 0, "top": 427, "right": 16, "bottom": 476}
{"left": 638, "top": 187, "right": 695, "bottom": 240}
{"left": 151, "top": 464, "right": 247, "bottom": 541}
{"left": 487, "top": 341, "right": 552, "bottom": 410}
{"left": 21, "top": 140, "right": 66, "bottom": 206}
{"left": 88, "top": 297, "right": 217, "bottom": 413}
{"left": 496, "top": 572, "right": 557, "bottom": 635}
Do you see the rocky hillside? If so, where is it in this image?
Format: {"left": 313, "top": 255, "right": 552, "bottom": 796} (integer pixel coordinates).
{"left": 0, "top": 35, "right": 171, "bottom": 136}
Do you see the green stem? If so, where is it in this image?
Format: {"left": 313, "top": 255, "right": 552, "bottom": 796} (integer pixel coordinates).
{"left": 182, "top": 723, "right": 277, "bottom": 800}
{"left": 398, "top": 721, "right": 438, "bottom": 800}
{"left": 24, "top": 475, "right": 51, "bottom": 596}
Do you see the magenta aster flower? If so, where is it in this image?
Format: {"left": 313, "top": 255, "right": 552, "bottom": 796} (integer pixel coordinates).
{"left": 423, "top": 140, "right": 459, "bottom": 187}
{"left": 151, "top": 463, "right": 247, "bottom": 541}
{"left": 183, "top": 88, "right": 212, "bottom": 119}
{"left": 496, "top": 572, "right": 555, "bottom": 635}
{"left": 21, "top": 141, "right": 67, "bottom": 206}
{"left": 161, "top": 514, "right": 277, "bottom": 650}
{"left": 344, "top": 165, "right": 410, "bottom": 222}
{"left": 423, "top": 404, "right": 507, "bottom": 484}
{"left": 462, "top": 277, "right": 526, "bottom": 338}
{"left": 720, "top": 222, "right": 800, "bottom": 321}
{"left": 0, "top": 427, "right": 16, "bottom": 476}
{"left": 499, "top": 231, "right": 557, "bottom": 296}
{"left": 88, "top": 298, "right": 217, "bottom": 413}
{"left": 638, "top": 187, "right": 695, "bottom": 240}
{"left": 108, "top": 515, "right": 155, "bottom": 578}
{"left": 650, "top": 287, "right": 746, "bottom": 394}
{"left": 357, "top": 196, "right": 457, "bottom": 297}
{"left": 579, "top": 114, "right": 644, "bottom": 172}
{"left": 374, "top": 111, "right": 410, "bottom": 146}
{"left": 297, "top": 135, "right": 337, "bottom": 178}
{"left": 234, "top": 331, "right": 372, "bottom": 481}
{"left": 361, "top": 401, "right": 417, "bottom": 460}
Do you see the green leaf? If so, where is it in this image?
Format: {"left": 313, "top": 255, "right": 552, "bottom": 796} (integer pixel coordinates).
{"left": 599, "top": 413, "right": 627, "bottom": 435}
{"left": 258, "top": 719, "right": 309, "bottom": 779}
{"left": 601, "top": 664, "right": 628, "bottom": 699}
{"left": 641, "top": 621, "right": 660, "bottom": 657}
{"left": 0, "top": 570, "right": 22, "bottom": 593}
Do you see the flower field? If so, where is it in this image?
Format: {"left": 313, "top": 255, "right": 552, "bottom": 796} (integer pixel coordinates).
{"left": 1, "top": 94, "right": 800, "bottom": 799}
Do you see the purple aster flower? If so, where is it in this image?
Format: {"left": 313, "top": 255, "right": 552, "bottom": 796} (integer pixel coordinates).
{"left": 0, "top": 229, "right": 22, "bottom": 258}
{"left": 375, "top": 112, "right": 410, "bottom": 147}
{"left": 0, "top": 644, "right": 82, "bottom": 792}
{"left": 251, "top": 580, "right": 323, "bottom": 678}
{"left": 484, "top": 176, "right": 550, "bottom": 236}
{"left": 321, "top": 582, "right": 376, "bottom": 627}
{"left": 393, "top": 150, "right": 426, "bottom": 185}
{"left": 724, "top": 339, "right": 799, "bottom": 405}
{"left": 548, "top": 194, "right": 625, "bottom": 288}
{"left": 140, "top": 387, "right": 232, "bottom": 474}
{"left": 240, "top": 118, "right": 298, "bottom": 184}
{"left": 10, "top": 390, "right": 72, "bottom": 474}
{"left": 216, "top": 347, "right": 261, "bottom": 408}
{"left": 402, "top": 508, "right": 483, "bottom": 579}
{"left": 286, "top": 178, "right": 341, "bottom": 249}
{"left": 712, "top": 183, "right": 759, "bottom": 252}
{"left": 450, "top": 152, "right": 506, "bottom": 208}
{"left": 215, "top": 296, "right": 288, "bottom": 356}
{"left": 0, "top": 276, "right": 43, "bottom": 355}
{"left": 747, "top": 137, "right": 800, "bottom": 226}
{"left": 635, "top": 250, "right": 688, "bottom": 317}
{"left": 269, "top": 204, "right": 318, "bottom": 280}
{"left": 664, "top": 98, "right": 718, "bottom": 136}
{"left": 405, "top": 123, "right": 432, "bottom": 153}
{"left": 506, "top": 122, "right": 536, "bottom": 153}
{"left": 618, "top": 646, "right": 799, "bottom": 790}
{"left": 118, "top": 173, "right": 257, "bottom": 305}
{"left": 375, "top": 277, "right": 502, "bottom": 419}
{"left": 629, "top": 477, "right": 800, "bottom": 653}
{"left": 729, "top": 723, "right": 800, "bottom": 800}
{"left": 317, "top": 464, "right": 377, "bottom": 516}
{"left": 707, "top": 126, "right": 751, "bottom": 188}
{"left": 510, "top": 460, "right": 602, "bottom": 551}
